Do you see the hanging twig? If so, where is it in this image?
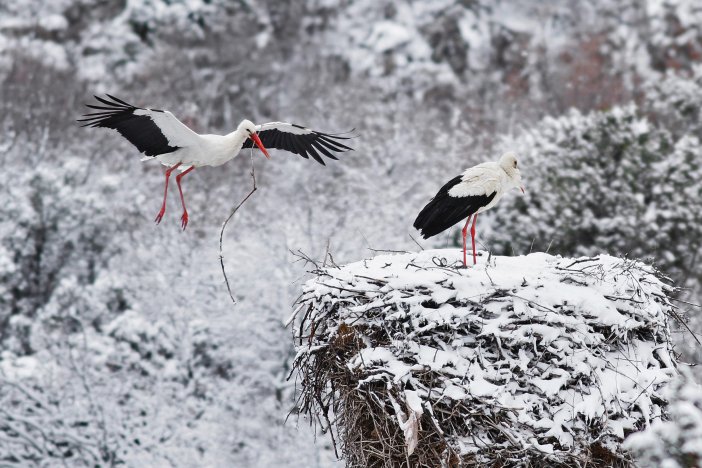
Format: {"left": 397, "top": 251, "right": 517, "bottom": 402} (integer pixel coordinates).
{"left": 667, "top": 307, "right": 702, "bottom": 346}
{"left": 409, "top": 233, "right": 424, "bottom": 251}
{"left": 219, "top": 148, "right": 257, "bottom": 304}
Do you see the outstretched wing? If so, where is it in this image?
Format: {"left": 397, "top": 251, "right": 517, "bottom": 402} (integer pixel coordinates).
{"left": 242, "top": 122, "right": 354, "bottom": 165}
{"left": 78, "top": 95, "right": 201, "bottom": 157}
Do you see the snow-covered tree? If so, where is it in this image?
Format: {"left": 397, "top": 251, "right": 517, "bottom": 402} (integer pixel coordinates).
{"left": 644, "top": 65, "right": 702, "bottom": 140}
{"left": 485, "top": 105, "right": 702, "bottom": 297}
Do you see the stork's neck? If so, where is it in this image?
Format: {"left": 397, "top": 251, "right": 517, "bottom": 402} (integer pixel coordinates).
{"left": 199, "top": 127, "right": 249, "bottom": 167}
{"left": 219, "top": 127, "right": 248, "bottom": 158}
{"left": 500, "top": 165, "right": 522, "bottom": 191}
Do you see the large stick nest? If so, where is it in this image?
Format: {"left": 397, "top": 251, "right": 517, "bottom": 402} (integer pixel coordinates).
{"left": 288, "top": 250, "right": 679, "bottom": 467}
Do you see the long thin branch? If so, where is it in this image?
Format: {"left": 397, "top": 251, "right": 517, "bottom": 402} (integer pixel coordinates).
{"left": 219, "top": 149, "right": 257, "bottom": 304}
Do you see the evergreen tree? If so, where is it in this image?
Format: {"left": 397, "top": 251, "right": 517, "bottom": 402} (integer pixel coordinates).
{"left": 486, "top": 105, "right": 702, "bottom": 292}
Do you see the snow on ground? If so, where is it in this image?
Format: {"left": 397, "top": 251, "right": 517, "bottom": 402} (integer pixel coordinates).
{"left": 291, "top": 249, "right": 678, "bottom": 466}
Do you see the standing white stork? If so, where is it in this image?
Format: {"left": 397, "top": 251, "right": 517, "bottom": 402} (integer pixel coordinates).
{"left": 413, "top": 152, "right": 525, "bottom": 266}
{"left": 79, "top": 95, "right": 353, "bottom": 229}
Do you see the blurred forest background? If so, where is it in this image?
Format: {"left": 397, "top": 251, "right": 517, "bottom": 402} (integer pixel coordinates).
{"left": 1, "top": 0, "right": 701, "bottom": 466}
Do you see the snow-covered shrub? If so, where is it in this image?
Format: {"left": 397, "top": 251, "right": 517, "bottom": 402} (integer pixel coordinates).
{"left": 624, "top": 369, "right": 702, "bottom": 468}
{"left": 0, "top": 352, "right": 116, "bottom": 466}
{"left": 0, "top": 310, "right": 228, "bottom": 467}
{"left": 0, "top": 0, "right": 232, "bottom": 82}
{"left": 290, "top": 250, "right": 678, "bottom": 467}
{"left": 0, "top": 158, "right": 127, "bottom": 354}
{"left": 485, "top": 105, "right": 702, "bottom": 293}
{"left": 644, "top": 65, "right": 702, "bottom": 140}
{"left": 640, "top": 0, "right": 702, "bottom": 74}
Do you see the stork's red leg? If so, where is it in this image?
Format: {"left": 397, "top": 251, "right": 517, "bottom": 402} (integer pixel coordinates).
{"left": 461, "top": 215, "right": 472, "bottom": 267}
{"left": 155, "top": 163, "right": 181, "bottom": 224}
{"left": 175, "top": 166, "right": 195, "bottom": 230}
{"left": 470, "top": 213, "right": 479, "bottom": 265}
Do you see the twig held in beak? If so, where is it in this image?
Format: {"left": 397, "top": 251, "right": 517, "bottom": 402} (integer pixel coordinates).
{"left": 219, "top": 146, "right": 258, "bottom": 304}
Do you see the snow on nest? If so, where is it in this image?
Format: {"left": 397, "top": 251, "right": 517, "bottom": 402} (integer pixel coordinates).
{"left": 289, "top": 249, "right": 678, "bottom": 466}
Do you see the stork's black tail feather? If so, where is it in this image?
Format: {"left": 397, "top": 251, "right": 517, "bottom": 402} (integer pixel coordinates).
{"left": 414, "top": 197, "right": 472, "bottom": 239}
{"left": 414, "top": 176, "right": 496, "bottom": 238}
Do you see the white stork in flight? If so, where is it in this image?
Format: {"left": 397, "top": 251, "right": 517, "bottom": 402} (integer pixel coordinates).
{"left": 414, "top": 152, "right": 525, "bottom": 266}
{"left": 79, "top": 95, "right": 353, "bottom": 229}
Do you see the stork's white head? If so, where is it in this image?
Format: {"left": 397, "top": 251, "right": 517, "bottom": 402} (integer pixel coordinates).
{"left": 238, "top": 119, "right": 270, "bottom": 159}
{"left": 498, "top": 152, "right": 525, "bottom": 193}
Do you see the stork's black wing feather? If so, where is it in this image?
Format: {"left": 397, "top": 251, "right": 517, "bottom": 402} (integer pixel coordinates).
{"left": 414, "top": 176, "right": 496, "bottom": 239}
{"left": 242, "top": 123, "right": 354, "bottom": 165}
{"left": 78, "top": 95, "right": 180, "bottom": 157}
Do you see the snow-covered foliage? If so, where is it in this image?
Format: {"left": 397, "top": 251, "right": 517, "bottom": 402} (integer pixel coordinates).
{"left": 624, "top": 368, "right": 702, "bottom": 468}
{"left": 306, "top": 0, "right": 487, "bottom": 95}
{"left": 638, "top": 0, "right": 702, "bottom": 74}
{"left": 644, "top": 65, "right": 702, "bottom": 140}
{"left": 485, "top": 105, "right": 702, "bottom": 298}
{"left": 0, "top": 158, "right": 124, "bottom": 353}
{"left": 290, "top": 250, "right": 678, "bottom": 467}
{"left": 0, "top": 320, "right": 218, "bottom": 465}
{"left": 0, "top": 0, "right": 237, "bottom": 82}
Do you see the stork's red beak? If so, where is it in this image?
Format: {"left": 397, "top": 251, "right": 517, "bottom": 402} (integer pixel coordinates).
{"left": 250, "top": 133, "right": 270, "bottom": 159}
{"left": 520, "top": 186, "right": 526, "bottom": 194}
